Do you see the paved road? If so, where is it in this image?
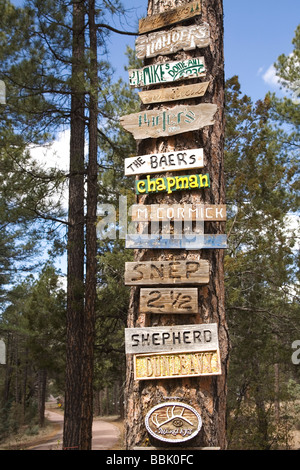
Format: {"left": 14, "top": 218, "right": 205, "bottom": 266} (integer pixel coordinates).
{"left": 30, "top": 410, "right": 121, "bottom": 450}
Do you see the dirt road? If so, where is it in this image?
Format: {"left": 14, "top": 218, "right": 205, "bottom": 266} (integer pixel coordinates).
{"left": 30, "top": 410, "right": 121, "bottom": 450}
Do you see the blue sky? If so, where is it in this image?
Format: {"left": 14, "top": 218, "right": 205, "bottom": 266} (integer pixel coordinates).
{"left": 11, "top": 1, "right": 299, "bottom": 101}
{"left": 106, "top": 0, "right": 300, "bottom": 102}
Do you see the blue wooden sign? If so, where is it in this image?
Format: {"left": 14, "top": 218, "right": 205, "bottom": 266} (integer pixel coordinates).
{"left": 125, "top": 234, "right": 227, "bottom": 250}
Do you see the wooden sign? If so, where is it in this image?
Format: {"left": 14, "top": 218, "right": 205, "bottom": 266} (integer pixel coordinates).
{"left": 139, "top": 1, "right": 202, "bottom": 34}
{"left": 125, "top": 234, "right": 227, "bottom": 250}
{"left": 0, "top": 81, "right": 5, "bottom": 105}
{"left": 145, "top": 402, "right": 202, "bottom": 444}
{"left": 120, "top": 103, "right": 217, "bottom": 140}
{"left": 134, "top": 350, "right": 221, "bottom": 380}
{"left": 125, "top": 149, "right": 204, "bottom": 176}
{"left": 131, "top": 204, "right": 226, "bottom": 222}
{"left": 140, "top": 288, "right": 198, "bottom": 314}
{"left": 0, "top": 340, "right": 5, "bottom": 365}
{"left": 136, "top": 173, "right": 210, "bottom": 195}
{"left": 124, "top": 260, "right": 209, "bottom": 286}
{"left": 136, "top": 23, "right": 210, "bottom": 59}
{"left": 139, "top": 81, "right": 210, "bottom": 104}
{"left": 125, "top": 323, "right": 218, "bottom": 355}
{"left": 129, "top": 58, "right": 206, "bottom": 88}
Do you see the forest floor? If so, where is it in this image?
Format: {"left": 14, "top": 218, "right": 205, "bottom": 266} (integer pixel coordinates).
{"left": 0, "top": 403, "right": 299, "bottom": 451}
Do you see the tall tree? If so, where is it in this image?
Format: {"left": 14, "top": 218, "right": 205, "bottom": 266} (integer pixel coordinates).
{"left": 124, "top": 0, "right": 228, "bottom": 449}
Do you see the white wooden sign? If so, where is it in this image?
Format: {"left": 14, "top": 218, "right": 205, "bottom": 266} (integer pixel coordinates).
{"left": 129, "top": 58, "right": 206, "bottom": 88}
{"left": 125, "top": 323, "right": 219, "bottom": 355}
{"left": 124, "top": 149, "right": 204, "bottom": 176}
{"left": 145, "top": 402, "right": 202, "bottom": 444}
{"left": 139, "top": 1, "right": 202, "bottom": 34}
{"left": 139, "top": 81, "right": 210, "bottom": 104}
{"left": 136, "top": 23, "right": 211, "bottom": 59}
{"left": 131, "top": 204, "right": 227, "bottom": 221}
{"left": 0, "top": 340, "right": 6, "bottom": 365}
{"left": 120, "top": 103, "right": 217, "bottom": 140}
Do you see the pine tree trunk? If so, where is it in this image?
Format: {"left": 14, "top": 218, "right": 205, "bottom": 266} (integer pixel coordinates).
{"left": 80, "top": 0, "right": 98, "bottom": 451}
{"left": 38, "top": 369, "right": 47, "bottom": 428}
{"left": 124, "top": 0, "right": 229, "bottom": 450}
{"left": 63, "top": 0, "right": 85, "bottom": 451}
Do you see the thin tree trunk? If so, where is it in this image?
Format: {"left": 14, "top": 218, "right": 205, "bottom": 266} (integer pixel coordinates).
{"left": 80, "top": 0, "right": 98, "bottom": 451}
{"left": 63, "top": 0, "right": 86, "bottom": 451}
{"left": 38, "top": 369, "right": 47, "bottom": 428}
{"left": 124, "top": 0, "right": 229, "bottom": 450}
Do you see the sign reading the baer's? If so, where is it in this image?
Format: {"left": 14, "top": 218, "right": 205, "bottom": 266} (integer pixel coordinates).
{"left": 125, "top": 260, "right": 209, "bottom": 286}
{"left": 125, "top": 324, "right": 219, "bottom": 355}
{"left": 140, "top": 288, "right": 198, "bottom": 314}
{"left": 125, "top": 149, "right": 204, "bottom": 176}
{"left": 139, "top": 1, "right": 202, "bottom": 34}
{"left": 136, "top": 23, "right": 210, "bottom": 59}
{"left": 129, "top": 58, "right": 206, "bottom": 88}
{"left": 120, "top": 104, "right": 217, "bottom": 140}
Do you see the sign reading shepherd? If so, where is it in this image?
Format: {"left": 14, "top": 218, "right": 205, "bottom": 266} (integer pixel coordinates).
{"left": 138, "top": 82, "right": 210, "bottom": 105}
{"left": 125, "top": 323, "right": 219, "bottom": 355}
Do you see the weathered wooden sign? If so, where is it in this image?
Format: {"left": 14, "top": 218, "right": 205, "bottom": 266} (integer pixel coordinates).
{"left": 125, "top": 323, "right": 218, "bottom": 355}
{"left": 0, "top": 81, "right": 5, "bottom": 105}
{"left": 124, "top": 260, "right": 209, "bottom": 286}
{"left": 145, "top": 402, "right": 202, "bottom": 444}
{"left": 125, "top": 149, "right": 204, "bottom": 176}
{"left": 139, "top": 1, "right": 202, "bottom": 34}
{"left": 131, "top": 204, "right": 226, "bottom": 222}
{"left": 139, "top": 81, "right": 209, "bottom": 105}
{"left": 134, "top": 350, "right": 221, "bottom": 380}
{"left": 120, "top": 103, "right": 217, "bottom": 140}
{"left": 136, "top": 23, "right": 210, "bottom": 59}
{"left": 135, "top": 173, "right": 210, "bottom": 195}
{"left": 0, "top": 340, "right": 6, "bottom": 365}
{"left": 140, "top": 288, "right": 198, "bottom": 315}
{"left": 125, "top": 234, "right": 227, "bottom": 250}
{"left": 129, "top": 58, "right": 206, "bottom": 88}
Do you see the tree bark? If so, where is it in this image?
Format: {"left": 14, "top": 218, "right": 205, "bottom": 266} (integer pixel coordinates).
{"left": 80, "top": 0, "right": 98, "bottom": 451}
{"left": 124, "top": 0, "right": 229, "bottom": 450}
{"left": 63, "top": 0, "right": 86, "bottom": 451}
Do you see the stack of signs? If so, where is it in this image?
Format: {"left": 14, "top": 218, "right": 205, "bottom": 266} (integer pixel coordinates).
{"left": 120, "top": 1, "right": 225, "bottom": 445}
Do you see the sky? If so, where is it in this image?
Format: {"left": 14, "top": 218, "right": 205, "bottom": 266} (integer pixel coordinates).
{"left": 105, "top": 0, "right": 300, "bottom": 102}
{"left": 9, "top": 0, "right": 300, "bottom": 275}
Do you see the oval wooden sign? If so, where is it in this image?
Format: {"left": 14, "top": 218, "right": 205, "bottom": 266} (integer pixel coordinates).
{"left": 145, "top": 402, "right": 202, "bottom": 443}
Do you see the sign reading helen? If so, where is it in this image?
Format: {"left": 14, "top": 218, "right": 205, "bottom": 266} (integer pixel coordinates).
{"left": 124, "top": 149, "right": 204, "bottom": 176}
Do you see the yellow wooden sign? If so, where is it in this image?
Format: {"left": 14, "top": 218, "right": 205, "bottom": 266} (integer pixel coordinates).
{"left": 134, "top": 350, "right": 221, "bottom": 380}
